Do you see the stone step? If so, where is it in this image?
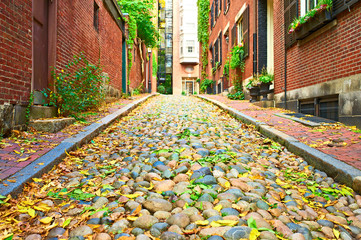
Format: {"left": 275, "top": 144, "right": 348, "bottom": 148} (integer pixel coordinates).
{"left": 30, "top": 106, "right": 57, "bottom": 120}
{"left": 29, "top": 117, "right": 75, "bottom": 133}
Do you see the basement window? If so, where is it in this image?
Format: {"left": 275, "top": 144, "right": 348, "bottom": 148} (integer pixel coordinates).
{"left": 299, "top": 95, "right": 339, "bottom": 121}
{"left": 94, "top": 1, "right": 99, "bottom": 32}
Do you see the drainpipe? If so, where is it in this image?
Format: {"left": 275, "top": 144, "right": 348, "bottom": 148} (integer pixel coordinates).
{"left": 253, "top": 0, "right": 258, "bottom": 75}
{"left": 284, "top": 44, "right": 287, "bottom": 109}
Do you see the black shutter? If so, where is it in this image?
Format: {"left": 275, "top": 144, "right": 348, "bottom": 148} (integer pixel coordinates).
{"left": 231, "top": 24, "right": 237, "bottom": 46}
{"left": 215, "top": 39, "right": 219, "bottom": 63}
{"left": 219, "top": 0, "right": 222, "bottom": 13}
{"left": 211, "top": 2, "right": 214, "bottom": 29}
{"left": 219, "top": 33, "right": 223, "bottom": 64}
{"left": 215, "top": 0, "right": 218, "bottom": 19}
{"left": 332, "top": 0, "right": 360, "bottom": 17}
{"left": 284, "top": 0, "right": 298, "bottom": 48}
{"left": 242, "top": 5, "right": 249, "bottom": 57}
{"left": 224, "top": 0, "right": 227, "bottom": 13}
{"left": 211, "top": 46, "right": 215, "bottom": 67}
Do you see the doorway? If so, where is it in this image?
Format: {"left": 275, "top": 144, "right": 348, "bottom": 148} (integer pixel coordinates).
{"left": 33, "top": 0, "right": 49, "bottom": 91}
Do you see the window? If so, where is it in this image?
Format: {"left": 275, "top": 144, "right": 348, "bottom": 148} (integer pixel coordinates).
{"left": 211, "top": 2, "right": 214, "bottom": 29}
{"left": 299, "top": 95, "right": 339, "bottom": 121}
{"left": 301, "top": 0, "right": 318, "bottom": 16}
{"left": 186, "top": 40, "right": 194, "bottom": 53}
{"left": 188, "top": 46, "right": 193, "bottom": 53}
{"left": 224, "top": 0, "right": 230, "bottom": 14}
{"left": 94, "top": 1, "right": 99, "bottom": 32}
{"left": 237, "top": 18, "right": 243, "bottom": 45}
{"left": 284, "top": 0, "right": 298, "bottom": 48}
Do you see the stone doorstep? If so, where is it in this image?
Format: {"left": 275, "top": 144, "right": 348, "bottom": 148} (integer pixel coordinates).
{"left": 29, "top": 118, "right": 75, "bottom": 133}
{"left": 30, "top": 106, "right": 57, "bottom": 120}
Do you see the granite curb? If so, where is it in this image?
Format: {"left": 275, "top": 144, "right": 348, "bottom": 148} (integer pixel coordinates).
{"left": 197, "top": 95, "right": 361, "bottom": 193}
{"left": 0, "top": 94, "right": 157, "bottom": 197}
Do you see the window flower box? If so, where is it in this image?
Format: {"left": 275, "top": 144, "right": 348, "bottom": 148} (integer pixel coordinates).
{"left": 294, "top": 9, "right": 332, "bottom": 40}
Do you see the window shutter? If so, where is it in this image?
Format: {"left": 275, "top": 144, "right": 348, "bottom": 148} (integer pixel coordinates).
{"left": 215, "top": 0, "right": 218, "bottom": 18}
{"left": 242, "top": 5, "right": 249, "bottom": 58}
{"left": 215, "top": 39, "right": 219, "bottom": 63}
{"left": 211, "top": 46, "right": 215, "bottom": 67}
{"left": 219, "top": 0, "right": 221, "bottom": 13}
{"left": 211, "top": 2, "right": 214, "bottom": 29}
{"left": 284, "top": 0, "right": 298, "bottom": 48}
{"left": 332, "top": 0, "right": 360, "bottom": 17}
{"left": 220, "top": 33, "right": 223, "bottom": 65}
{"left": 231, "top": 24, "right": 237, "bottom": 46}
{"left": 224, "top": 0, "right": 227, "bottom": 13}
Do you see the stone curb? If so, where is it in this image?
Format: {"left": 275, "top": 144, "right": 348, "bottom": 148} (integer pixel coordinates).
{"left": 0, "top": 94, "right": 157, "bottom": 197}
{"left": 197, "top": 95, "right": 361, "bottom": 193}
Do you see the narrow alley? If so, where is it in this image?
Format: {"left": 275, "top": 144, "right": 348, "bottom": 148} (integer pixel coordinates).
{"left": 1, "top": 96, "right": 359, "bottom": 240}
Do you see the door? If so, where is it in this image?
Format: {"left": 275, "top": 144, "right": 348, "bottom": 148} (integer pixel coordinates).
{"left": 33, "top": 0, "right": 49, "bottom": 91}
{"left": 186, "top": 81, "right": 194, "bottom": 95}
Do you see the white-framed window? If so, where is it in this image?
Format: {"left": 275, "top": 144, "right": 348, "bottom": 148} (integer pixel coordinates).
{"left": 237, "top": 18, "right": 243, "bottom": 45}
{"left": 186, "top": 40, "right": 194, "bottom": 53}
{"left": 301, "top": 0, "right": 319, "bottom": 16}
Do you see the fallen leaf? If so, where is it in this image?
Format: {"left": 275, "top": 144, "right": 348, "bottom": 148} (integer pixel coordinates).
{"left": 333, "top": 228, "right": 340, "bottom": 239}
{"left": 249, "top": 229, "right": 260, "bottom": 240}
{"left": 17, "top": 157, "right": 30, "bottom": 162}
{"left": 40, "top": 217, "right": 53, "bottom": 224}
{"left": 194, "top": 220, "right": 209, "bottom": 226}
{"left": 213, "top": 205, "right": 222, "bottom": 212}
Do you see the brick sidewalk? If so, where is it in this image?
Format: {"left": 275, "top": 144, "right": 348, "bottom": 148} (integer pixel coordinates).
{"left": 0, "top": 94, "right": 149, "bottom": 184}
{"left": 203, "top": 94, "right": 361, "bottom": 170}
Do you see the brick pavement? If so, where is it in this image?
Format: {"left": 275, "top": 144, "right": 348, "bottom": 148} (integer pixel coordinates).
{"left": 0, "top": 95, "right": 149, "bottom": 184}
{"left": 203, "top": 94, "right": 361, "bottom": 170}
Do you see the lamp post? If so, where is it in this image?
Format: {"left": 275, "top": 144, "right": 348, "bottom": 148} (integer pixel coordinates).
{"left": 148, "top": 48, "right": 152, "bottom": 93}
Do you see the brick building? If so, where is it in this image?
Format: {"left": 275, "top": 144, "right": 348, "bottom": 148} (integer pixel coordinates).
{"left": 206, "top": 0, "right": 360, "bottom": 127}
{"left": 274, "top": 0, "right": 361, "bottom": 127}
{"left": 206, "top": 0, "right": 275, "bottom": 95}
{"left": 0, "top": 0, "right": 151, "bottom": 135}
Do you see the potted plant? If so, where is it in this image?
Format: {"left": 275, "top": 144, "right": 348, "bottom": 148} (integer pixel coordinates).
{"left": 288, "top": 0, "right": 332, "bottom": 40}
{"left": 258, "top": 68, "right": 274, "bottom": 101}
{"left": 246, "top": 75, "right": 260, "bottom": 102}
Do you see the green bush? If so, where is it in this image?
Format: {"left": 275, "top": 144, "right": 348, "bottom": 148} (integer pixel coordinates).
{"left": 182, "top": 91, "right": 186, "bottom": 96}
{"left": 200, "top": 79, "right": 214, "bottom": 93}
{"left": 230, "top": 44, "right": 245, "bottom": 70}
{"left": 157, "top": 85, "right": 166, "bottom": 94}
{"left": 227, "top": 91, "right": 245, "bottom": 100}
{"left": 50, "top": 53, "right": 107, "bottom": 116}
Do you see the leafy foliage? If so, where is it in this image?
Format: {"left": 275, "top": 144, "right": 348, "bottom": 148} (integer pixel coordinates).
{"left": 157, "top": 85, "right": 166, "bottom": 94}
{"left": 200, "top": 79, "right": 214, "bottom": 93}
{"left": 223, "top": 59, "right": 230, "bottom": 77}
{"left": 227, "top": 91, "right": 245, "bottom": 100}
{"left": 197, "top": 0, "right": 210, "bottom": 79}
{"left": 230, "top": 44, "right": 245, "bottom": 70}
{"left": 288, "top": 0, "right": 332, "bottom": 33}
{"left": 259, "top": 68, "right": 274, "bottom": 84}
{"left": 50, "top": 53, "right": 108, "bottom": 116}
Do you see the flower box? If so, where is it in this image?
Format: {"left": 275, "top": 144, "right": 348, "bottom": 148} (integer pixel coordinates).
{"left": 295, "top": 10, "right": 332, "bottom": 40}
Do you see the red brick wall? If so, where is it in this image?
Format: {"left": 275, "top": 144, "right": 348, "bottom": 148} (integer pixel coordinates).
{"left": 56, "top": 0, "right": 124, "bottom": 93}
{"left": 274, "top": 1, "right": 361, "bottom": 95}
{"left": 0, "top": 0, "right": 32, "bottom": 105}
{"left": 208, "top": 0, "right": 255, "bottom": 84}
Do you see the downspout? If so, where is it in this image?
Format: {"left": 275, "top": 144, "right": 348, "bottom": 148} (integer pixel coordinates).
{"left": 253, "top": 0, "right": 258, "bottom": 75}
{"left": 284, "top": 44, "right": 287, "bottom": 109}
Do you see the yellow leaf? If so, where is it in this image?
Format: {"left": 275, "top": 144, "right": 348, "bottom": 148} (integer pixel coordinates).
{"left": 63, "top": 218, "right": 71, "bottom": 228}
{"left": 40, "top": 217, "right": 53, "bottom": 224}
{"left": 210, "top": 220, "right": 238, "bottom": 227}
{"left": 214, "top": 205, "right": 222, "bottom": 212}
{"left": 95, "top": 189, "right": 101, "bottom": 196}
{"left": 32, "top": 178, "right": 42, "bottom": 182}
{"left": 127, "top": 216, "right": 138, "bottom": 221}
{"left": 194, "top": 220, "right": 209, "bottom": 226}
{"left": 14, "top": 150, "right": 21, "bottom": 154}
{"left": 143, "top": 182, "right": 154, "bottom": 190}
{"left": 34, "top": 203, "right": 52, "bottom": 212}
{"left": 28, "top": 208, "right": 36, "bottom": 218}
{"left": 17, "top": 157, "right": 30, "bottom": 162}
{"left": 37, "top": 163, "right": 44, "bottom": 165}
{"left": 249, "top": 229, "right": 260, "bottom": 240}
{"left": 123, "top": 193, "right": 141, "bottom": 199}
{"left": 333, "top": 228, "right": 340, "bottom": 239}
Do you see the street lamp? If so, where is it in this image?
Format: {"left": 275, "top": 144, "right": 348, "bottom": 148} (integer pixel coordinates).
{"left": 148, "top": 48, "right": 152, "bottom": 93}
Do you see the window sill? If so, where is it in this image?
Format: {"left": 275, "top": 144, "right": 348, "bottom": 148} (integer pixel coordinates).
{"left": 295, "top": 10, "right": 332, "bottom": 40}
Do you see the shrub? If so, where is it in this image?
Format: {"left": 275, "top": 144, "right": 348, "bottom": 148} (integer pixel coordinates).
{"left": 200, "top": 79, "right": 214, "bottom": 93}
{"left": 157, "top": 85, "right": 166, "bottom": 94}
{"left": 182, "top": 91, "right": 186, "bottom": 96}
{"left": 230, "top": 44, "right": 245, "bottom": 70}
{"left": 50, "top": 53, "right": 107, "bottom": 116}
{"left": 227, "top": 91, "right": 245, "bottom": 100}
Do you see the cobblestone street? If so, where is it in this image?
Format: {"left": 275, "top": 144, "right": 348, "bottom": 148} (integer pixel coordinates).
{"left": 1, "top": 96, "right": 360, "bottom": 240}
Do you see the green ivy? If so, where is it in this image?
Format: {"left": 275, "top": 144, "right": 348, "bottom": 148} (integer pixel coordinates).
{"left": 200, "top": 79, "right": 214, "bottom": 93}
{"left": 197, "top": 0, "right": 210, "bottom": 79}
{"left": 152, "top": 52, "right": 157, "bottom": 77}
{"left": 117, "top": 0, "right": 159, "bottom": 87}
{"left": 25, "top": 91, "right": 34, "bottom": 125}
{"left": 230, "top": 44, "right": 245, "bottom": 70}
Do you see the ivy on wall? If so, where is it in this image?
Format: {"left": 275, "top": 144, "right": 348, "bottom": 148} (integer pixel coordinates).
{"left": 197, "top": 0, "right": 210, "bottom": 79}
{"left": 117, "top": 0, "right": 159, "bottom": 84}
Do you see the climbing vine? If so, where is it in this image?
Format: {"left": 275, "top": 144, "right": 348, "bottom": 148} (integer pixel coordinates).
{"left": 117, "top": 0, "right": 159, "bottom": 85}
{"left": 197, "top": 0, "right": 210, "bottom": 79}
